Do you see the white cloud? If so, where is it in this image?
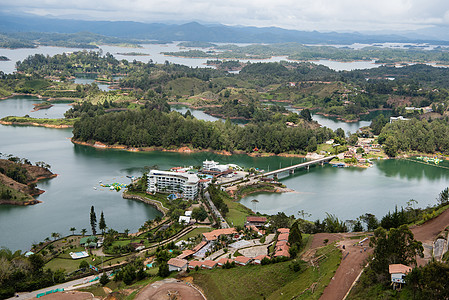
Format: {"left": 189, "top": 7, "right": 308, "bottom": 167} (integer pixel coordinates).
{"left": 2, "top": 0, "right": 449, "bottom": 31}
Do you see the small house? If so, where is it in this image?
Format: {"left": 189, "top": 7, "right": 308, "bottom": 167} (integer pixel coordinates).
{"left": 167, "top": 258, "right": 188, "bottom": 272}
{"left": 246, "top": 216, "right": 267, "bottom": 227}
{"left": 201, "top": 260, "right": 217, "bottom": 269}
{"left": 217, "top": 258, "right": 234, "bottom": 267}
{"left": 188, "top": 260, "right": 203, "bottom": 269}
{"left": 234, "top": 256, "right": 252, "bottom": 266}
{"left": 389, "top": 264, "right": 412, "bottom": 285}
{"left": 253, "top": 255, "right": 269, "bottom": 265}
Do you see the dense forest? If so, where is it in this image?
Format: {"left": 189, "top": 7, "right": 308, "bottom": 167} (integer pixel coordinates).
{"left": 72, "top": 105, "right": 334, "bottom": 154}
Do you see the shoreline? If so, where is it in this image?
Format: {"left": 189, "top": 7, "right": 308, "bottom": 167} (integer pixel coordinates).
{"left": 122, "top": 192, "right": 168, "bottom": 215}
{"left": 71, "top": 138, "right": 307, "bottom": 158}
{"left": 0, "top": 120, "right": 73, "bottom": 129}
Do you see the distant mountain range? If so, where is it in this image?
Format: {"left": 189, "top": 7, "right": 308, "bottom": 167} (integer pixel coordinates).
{"left": 0, "top": 13, "right": 448, "bottom": 45}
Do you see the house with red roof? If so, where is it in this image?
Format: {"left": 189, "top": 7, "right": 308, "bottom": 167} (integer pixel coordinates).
{"left": 217, "top": 258, "right": 234, "bottom": 267}
{"left": 245, "top": 216, "right": 267, "bottom": 227}
{"left": 201, "top": 260, "right": 218, "bottom": 269}
{"left": 167, "top": 258, "right": 188, "bottom": 272}
{"left": 277, "top": 228, "right": 290, "bottom": 234}
{"left": 252, "top": 255, "right": 269, "bottom": 265}
{"left": 188, "top": 260, "right": 203, "bottom": 269}
{"left": 234, "top": 256, "right": 252, "bottom": 266}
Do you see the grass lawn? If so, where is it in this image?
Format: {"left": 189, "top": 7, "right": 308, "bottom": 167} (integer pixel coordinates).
{"left": 45, "top": 257, "right": 94, "bottom": 273}
{"left": 193, "top": 244, "right": 341, "bottom": 300}
{"left": 223, "top": 196, "right": 253, "bottom": 227}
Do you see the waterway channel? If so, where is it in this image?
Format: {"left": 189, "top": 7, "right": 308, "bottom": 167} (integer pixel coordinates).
{"left": 0, "top": 96, "right": 448, "bottom": 252}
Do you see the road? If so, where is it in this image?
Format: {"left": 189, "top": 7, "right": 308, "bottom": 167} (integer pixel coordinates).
{"left": 11, "top": 274, "right": 102, "bottom": 300}
{"left": 204, "top": 191, "right": 229, "bottom": 228}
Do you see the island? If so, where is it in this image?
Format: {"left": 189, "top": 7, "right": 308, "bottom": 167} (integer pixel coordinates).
{"left": 0, "top": 156, "right": 56, "bottom": 205}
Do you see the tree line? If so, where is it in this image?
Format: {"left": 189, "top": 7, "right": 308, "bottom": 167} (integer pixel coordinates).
{"left": 72, "top": 106, "right": 335, "bottom": 154}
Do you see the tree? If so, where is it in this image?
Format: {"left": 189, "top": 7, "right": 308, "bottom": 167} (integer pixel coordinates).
{"left": 81, "top": 228, "right": 87, "bottom": 236}
{"left": 437, "top": 187, "right": 449, "bottom": 205}
{"left": 79, "top": 260, "right": 89, "bottom": 269}
{"left": 90, "top": 206, "right": 97, "bottom": 235}
{"left": 300, "top": 108, "right": 312, "bottom": 122}
{"left": 100, "top": 272, "right": 110, "bottom": 286}
{"left": 360, "top": 213, "right": 379, "bottom": 231}
{"left": 383, "top": 135, "right": 399, "bottom": 157}
{"left": 288, "top": 221, "right": 302, "bottom": 247}
{"left": 370, "top": 225, "right": 424, "bottom": 283}
{"left": 191, "top": 207, "right": 208, "bottom": 222}
{"left": 158, "top": 261, "right": 170, "bottom": 277}
{"left": 51, "top": 232, "right": 60, "bottom": 241}
{"left": 70, "top": 227, "right": 76, "bottom": 235}
{"left": 99, "top": 211, "right": 106, "bottom": 235}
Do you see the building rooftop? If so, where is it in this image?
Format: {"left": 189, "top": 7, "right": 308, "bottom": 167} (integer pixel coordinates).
{"left": 201, "top": 260, "right": 218, "bottom": 268}
{"left": 188, "top": 261, "right": 203, "bottom": 268}
{"left": 149, "top": 170, "right": 199, "bottom": 184}
{"left": 246, "top": 216, "right": 267, "bottom": 223}
{"left": 203, "top": 228, "right": 237, "bottom": 241}
{"left": 278, "top": 233, "right": 289, "bottom": 241}
{"left": 234, "top": 256, "right": 252, "bottom": 264}
{"left": 167, "top": 258, "right": 188, "bottom": 268}
{"left": 277, "top": 228, "right": 290, "bottom": 234}
{"left": 217, "top": 258, "right": 234, "bottom": 265}
{"left": 389, "top": 264, "right": 412, "bottom": 274}
{"left": 177, "top": 249, "right": 195, "bottom": 259}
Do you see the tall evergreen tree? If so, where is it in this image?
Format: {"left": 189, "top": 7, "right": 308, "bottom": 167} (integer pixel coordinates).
{"left": 99, "top": 211, "right": 106, "bottom": 235}
{"left": 90, "top": 206, "right": 97, "bottom": 235}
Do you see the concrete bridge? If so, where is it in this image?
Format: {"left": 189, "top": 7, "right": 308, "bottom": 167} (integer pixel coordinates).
{"left": 256, "top": 155, "right": 337, "bottom": 178}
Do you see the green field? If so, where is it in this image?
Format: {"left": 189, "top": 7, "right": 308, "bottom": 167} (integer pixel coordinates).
{"left": 223, "top": 196, "right": 253, "bottom": 227}
{"left": 193, "top": 244, "right": 341, "bottom": 299}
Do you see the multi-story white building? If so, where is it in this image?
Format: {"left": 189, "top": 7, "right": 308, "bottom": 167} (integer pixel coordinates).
{"left": 147, "top": 170, "right": 199, "bottom": 199}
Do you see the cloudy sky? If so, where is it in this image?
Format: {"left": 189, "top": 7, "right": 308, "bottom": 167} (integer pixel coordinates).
{"left": 2, "top": 0, "right": 449, "bottom": 32}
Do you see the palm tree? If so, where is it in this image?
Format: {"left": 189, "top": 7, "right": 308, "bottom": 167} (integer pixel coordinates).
{"left": 70, "top": 227, "right": 76, "bottom": 235}
{"left": 124, "top": 229, "right": 130, "bottom": 237}
{"left": 81, "top": 228, "right": 87, "bottom": 236}
{"left": 51, "top": 232, "right": 60, "bottom": 241}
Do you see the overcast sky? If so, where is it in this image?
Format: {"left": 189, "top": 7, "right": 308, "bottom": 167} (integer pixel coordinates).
{"left": 2, "top": 0, "right": 449, "bottom": 32}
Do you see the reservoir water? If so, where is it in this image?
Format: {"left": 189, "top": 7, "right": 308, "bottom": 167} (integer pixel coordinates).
{"left": 0, "top": 44, "right": 381, "bottom": 74}
{"left": 1, "top": 99, "right": 448, "bottom": 252}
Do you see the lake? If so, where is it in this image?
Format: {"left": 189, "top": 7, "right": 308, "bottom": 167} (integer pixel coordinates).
{"left": 0, "top": 96, "right": 447, "bottom": 252}
{"left": 0, "top": 43, "right": 381, "bottom": 74}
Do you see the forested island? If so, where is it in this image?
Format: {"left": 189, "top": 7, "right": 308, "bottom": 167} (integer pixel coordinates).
{"left": 0, "top": 156, "right": 55, "bottom": 205}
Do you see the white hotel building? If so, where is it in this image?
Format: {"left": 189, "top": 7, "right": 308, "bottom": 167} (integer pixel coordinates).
{"left": 147, "top": 170, "right": 199, "bottom": 200}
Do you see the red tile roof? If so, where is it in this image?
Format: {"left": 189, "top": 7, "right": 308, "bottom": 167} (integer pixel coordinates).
{"left": 278, "top": 233, "right": 289, "bottom": 241}
{"left": 278, "top": 228, "right": 290, "bottom": 234}
{"left": 167, "top": 258, "right": 188, "bottom": 268}
{"left": 192, "top": 241, "right": 207, "bottom": 252}
{"left": 246, "top": 216, "right": 267, "bottom": 223}
{"left": 201, "top": 260, "right": 218, "bottom": 268}
{"left": 203, "top": 228, "right": 237, "bottom": 241}
{"left": 188, "top": 261, "right": 203, "bottom": 268}
{"left": 217, "top": 258, "right": 234, "bottom": 266}
{"left": 274, "top": 249, "right": 290, "bottom": 257}
{"left": 177, "top": 249, "right": 195, "bottom": 259}
{"left": 253, "top": 255, "right": 269, "bottom": 261}
{"left": 389, "top": 264, "right": 412, "bottom": 274}
{"left": 234, "top": 256, "right": 252, "bottom": 264}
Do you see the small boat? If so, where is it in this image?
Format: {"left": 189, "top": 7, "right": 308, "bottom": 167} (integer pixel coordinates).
{"left": 93, "top": 187, "right": 97, "bottom": 190}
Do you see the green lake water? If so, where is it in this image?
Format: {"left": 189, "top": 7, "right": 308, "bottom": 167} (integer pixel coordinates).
{"left": 0, "top": 96, "right": 448, "bottom": 251}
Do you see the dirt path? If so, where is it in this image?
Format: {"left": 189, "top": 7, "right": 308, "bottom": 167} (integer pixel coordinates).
{"left": 134, "top": 278, "right": 205, "bottom": 300}
{"left": 411, "top": 207, "right": 449, "bottom": 265}
{"left": 319, "top": 235, "right": 372, "bottom": 300}
{"left": 299, "top": 233, "right": 372, "bottom": 300}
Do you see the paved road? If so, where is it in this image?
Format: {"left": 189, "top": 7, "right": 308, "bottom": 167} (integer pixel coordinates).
{"left": 10, "top": 274, "right": 102, "bottom": 300}
{"left": 204, "top": 191, "right": 229, "bottom": 228}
